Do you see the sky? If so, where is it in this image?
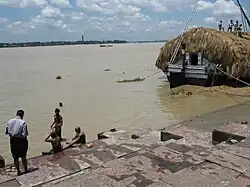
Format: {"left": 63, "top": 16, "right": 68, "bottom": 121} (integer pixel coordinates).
{"left": 0, "top": 0, "right": 249, "bottom": 42}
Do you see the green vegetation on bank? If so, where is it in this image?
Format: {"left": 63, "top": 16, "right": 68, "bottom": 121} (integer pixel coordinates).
{"left": 117, "top": 77, "right": 145, "bottom": 83}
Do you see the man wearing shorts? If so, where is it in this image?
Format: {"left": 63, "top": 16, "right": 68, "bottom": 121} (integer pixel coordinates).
{"left": 51, "top": 108, "right": 63, "bottom": 141}
{"left": 5, "top": 110, "right": 28, "bottom": 175}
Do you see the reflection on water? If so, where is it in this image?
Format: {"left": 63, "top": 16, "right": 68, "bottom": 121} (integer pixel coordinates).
{"left": 0, "top": 43, "right": 247, "bottom": 164}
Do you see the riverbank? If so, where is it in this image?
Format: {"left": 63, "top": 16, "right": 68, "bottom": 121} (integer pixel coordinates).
{"left": 1, "top": 101, "right": 250, "bottom": 186}
{"left": 0, "top": 40, "right": 127, "bottom": 48}
{"left": 0, "top": 40, "right": 167, "bottom": 49}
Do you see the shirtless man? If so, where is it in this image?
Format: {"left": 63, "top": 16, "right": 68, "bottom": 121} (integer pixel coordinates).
{"left": 43, "top": 131, "right": 62, "bottom": 155}
{"left": 65, "top": 126, "right": 86, "bottom": 149}
{"left": 51, "top": 108, "right": 63, "bottom": 141}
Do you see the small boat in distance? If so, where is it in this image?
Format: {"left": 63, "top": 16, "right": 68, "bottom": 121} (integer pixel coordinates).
{"left": 100, "top": 44, "right": 113, "bottom": 47}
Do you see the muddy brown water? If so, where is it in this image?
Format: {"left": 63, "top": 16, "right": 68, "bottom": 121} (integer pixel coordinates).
{"left": 0, "top": 43, "right": 248, "bottom": 163}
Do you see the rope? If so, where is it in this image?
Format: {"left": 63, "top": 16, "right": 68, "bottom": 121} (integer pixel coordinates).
{"left": 237, "top": 0, "right": 247, "bottom": 31}
{"left": 215, "top": 67, "right": 250, "bottom": 86}
{"left": 144, "top": 0, "right": 200, "bottom": 81}
{"left": 241, "top": 11, "right": 247, "bottom": 31}
{"left": 169, "top": 0, "right": 200, "bottom": 65}
{"left": 211, "top": 70, "right": 217, "bottom": 87}
{"left": 142, "top": 70, "right": 162, "bottom": 80}
{"left": 141, "top": 0, "right": 201, "bottom": 82}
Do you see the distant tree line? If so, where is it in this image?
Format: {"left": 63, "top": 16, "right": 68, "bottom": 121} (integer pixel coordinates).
{"left": 0, "top": 40, "right": 128, "bottom": 48}
{"left": 0, "top": 39, "right": 169, "bottom": 48}
{"left": 131, "top": 40, "right": 168, "bottom": 43}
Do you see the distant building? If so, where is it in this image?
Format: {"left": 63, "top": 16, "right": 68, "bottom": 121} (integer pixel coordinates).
{"left": 81, "top": 35, "right": 84, "bottom": 42}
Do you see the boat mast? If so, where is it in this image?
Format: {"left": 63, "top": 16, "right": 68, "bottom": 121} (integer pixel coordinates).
{"left": 235, "top": 0, "right": 250, "bottom": 29}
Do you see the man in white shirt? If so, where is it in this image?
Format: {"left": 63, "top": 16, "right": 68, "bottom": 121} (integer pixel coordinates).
{"left": 228, "top": 20, "right": 234, "bottom": 32}
{"left": 5, "top": 110, "right": 29, "bottom": 175}
{"left": 218, "top": 21, "right": 223, "bottom": 31}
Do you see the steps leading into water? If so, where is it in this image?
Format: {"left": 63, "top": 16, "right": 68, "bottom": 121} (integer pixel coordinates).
{"left": 1, "top": 122, "right": 250, "bottom": 186}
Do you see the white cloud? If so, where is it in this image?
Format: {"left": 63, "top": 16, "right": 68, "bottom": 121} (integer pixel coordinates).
{"left": 212, "top": 0, "right": 240, "bottom": 16}
{"left": 48, "top": 0, "right": 70, "bottom": 8}
{"left": 0, "top": 0, "right": 48, "bottom": 8}
{"left": 0, "top": 0, "right": 246, "bottom": 42}
{"left": 197, "top": 0, "right": 243, "bottom": 28}
{"left": 197, "top": 0, "right": 214, "bottom": 10}
{"left": 124, "top": 12, "right": 151, "bottom": 22}
{"left": 5, "top": 5, "right": 73, "bottom": 36}
{"left": 129, "top": 0, "right": 168, "bottom": 12}
{"left": 0, "top": 17, "right": 8, "bottom": 23}
{"left": 41, "top": 6, "right": 63, "bottom": 18}
{"left": 0, "top": 17, "right": 9, "bottom": 31}
{"left": 71, "top": 12, "right": 86, "bottom": 21}
{"left": 76, "top": 0, "right": 142, "bottom": 16}
{"left": 159, "top": 20, "right": 183, "bottom": 26}
{"left": 119, "top": 0, "right": 198, "bottom": 12}
{"left": 0, "top": 0, "right": 22, "bottom": 7}
{"left": 204, "top": 16, "right": 216, "bottom": 24}
{"left": 198, "top": 0, "right": 240, "bottom": 17}
{"left": 20, "top": 0, "right": 48, "bottom": 8}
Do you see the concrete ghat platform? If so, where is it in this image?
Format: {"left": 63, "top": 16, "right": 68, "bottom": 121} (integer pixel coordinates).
{"left": 2, "top": 114, "right": 250, "bottom": 186}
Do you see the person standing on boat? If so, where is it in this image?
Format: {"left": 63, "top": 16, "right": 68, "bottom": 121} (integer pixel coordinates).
{"left": 228, "top": 20, "right": 234, "bottom": 32}
{"left": 237, "top": 24, "right": 243, "bottom": 37}
{"left": 218, "top": 21, "right": 224, "bottom": 31}
{"left": 51, "top": 108, "right": 63, "bottom": 141}
{"left": 5, "top": 110, "right": 29, "bottom": 175}
{"left": 234, "top": 20, "right": 239, "bottom": 31}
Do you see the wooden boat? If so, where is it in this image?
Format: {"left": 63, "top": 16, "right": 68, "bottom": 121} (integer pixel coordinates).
{"left": 166, "top": 49, "right": 225, "bottom": 88}
{"left": 161, "top": 0, "right": 250, "bottom": 89}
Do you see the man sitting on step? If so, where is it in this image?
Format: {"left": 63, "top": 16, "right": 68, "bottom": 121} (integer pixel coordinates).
{"left": 42, "top": 131, "right": 62, "bottom": 155}
{"left": 64, "top": 126, "right": 86, "bottom": 149}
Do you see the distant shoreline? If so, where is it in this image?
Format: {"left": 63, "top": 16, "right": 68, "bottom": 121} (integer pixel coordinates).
{"left": 0, "top": 40, "right": 167, "bottom": 49}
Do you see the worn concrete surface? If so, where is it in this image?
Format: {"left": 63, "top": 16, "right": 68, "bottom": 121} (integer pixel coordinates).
{"left": 2, "top": 103, "right": 250, "bottom": 186}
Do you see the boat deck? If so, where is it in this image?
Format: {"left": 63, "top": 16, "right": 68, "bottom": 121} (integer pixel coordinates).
{"left": 1, "top": 104, "right": 250, "bottom": 186}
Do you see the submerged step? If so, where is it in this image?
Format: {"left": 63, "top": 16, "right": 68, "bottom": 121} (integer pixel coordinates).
{"left": 212, "top": 129, "right": 246, "bottom": 145}
{"left": 97, "top": 132, "right": 109, "bottom": 140}
{"left": 160, "top": 131, "right": 183, "bottom": 142}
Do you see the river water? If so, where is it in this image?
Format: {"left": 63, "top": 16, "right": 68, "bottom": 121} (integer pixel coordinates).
{"left": 0, "top": 43, "right": 247, "bottom": 163}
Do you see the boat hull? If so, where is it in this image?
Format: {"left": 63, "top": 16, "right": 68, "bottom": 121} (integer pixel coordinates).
{"left": 167, "top": 73, "right": 224, "bottom": 88}
{"left": 166, "top": 64, "right": 226, "bottom": 89}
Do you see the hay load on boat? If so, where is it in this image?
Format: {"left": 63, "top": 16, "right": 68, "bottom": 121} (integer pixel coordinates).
{"left": 155, "top": 27, "right": 250, "bottom": 88}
